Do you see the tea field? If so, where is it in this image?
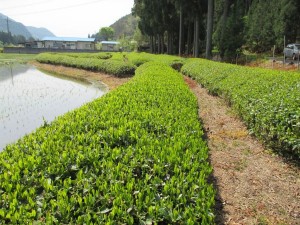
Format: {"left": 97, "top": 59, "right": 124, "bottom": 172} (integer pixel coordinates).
{"left": 1, "top": 52, "right": 299, "bottom": 223}
{"left": 36, "top": 53, "right": 136, "bottom": 77}
{"left": 0, "top": 62, "right": 215, "bottom": 224}
{"left": 36, "top": 52, "right": 299, "bottom": 158}
{"left": 36, "top": 52, "right": 185, "bottom": 76}
{"left": 182, "top": 59, "right": 300, "bottom": 159}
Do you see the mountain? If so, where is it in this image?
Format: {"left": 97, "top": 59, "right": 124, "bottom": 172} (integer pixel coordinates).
{"left": 26, "top": 26, "right": 55, "bottom": 40}
{"left": 0, "top": 13, "right": 32, "bottom": 39}
{"left": 0, "top": 13, "right": 55, "bottom": 40}
{"left": 110, "top": 14, "right": 138, "bottom": 39}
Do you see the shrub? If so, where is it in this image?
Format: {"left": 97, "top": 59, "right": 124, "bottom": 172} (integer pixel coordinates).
{"left": 36, "top": 53, "right": 135, "bottom": 77}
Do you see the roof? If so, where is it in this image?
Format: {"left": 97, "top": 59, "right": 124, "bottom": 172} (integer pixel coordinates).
{"left": 42, "top": 37, "right": 95, "bottom": 42}
{"left": 101, "top": 41, "right": 119, "bottom": 45}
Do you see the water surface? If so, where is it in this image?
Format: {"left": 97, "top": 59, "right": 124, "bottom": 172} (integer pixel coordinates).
{"left": 0, "top": 64, "right": 107, "bottom": 151}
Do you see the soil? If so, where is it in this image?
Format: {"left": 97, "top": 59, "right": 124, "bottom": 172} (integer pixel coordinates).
{"left": 184, "top": 76, "right": 300, "bottom": 225}
{"left": 31, "top": 62, "right": 300, "bottom": 224}
{"left": 31, "top": 62, "right": 130, "bottom": 90}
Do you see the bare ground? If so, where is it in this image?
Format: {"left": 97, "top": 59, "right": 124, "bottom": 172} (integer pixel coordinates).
{"left": 31, "top": 62, "right": 130, "bottom": 90}
{"left": 247, "top": 59, "right": 300, "bottom": 71}
{"left": 184, "top": 76, "right": 300, "bottom": 225}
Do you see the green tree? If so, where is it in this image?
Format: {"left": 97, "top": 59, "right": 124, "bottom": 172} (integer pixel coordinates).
{"left": 214, "top": 0, "right": 247, "bottom": 60}
{"left": 245, "top": 0, "right": 300, "bottom": 52}
{"left": 132, "top": 0, "right": 156, "bottom": 52}
{"left": 14, "top": 35, "right": 26, "bottom": 44}
{"left": 133, "top": 0, "right": 208, "bottom": 56}
{"left": 0, "top": 31, "right": 27, "bottom": 45}
{"left": 133, "top": 26, "right": 149, "bottom": 50}
{"left": 274, "top": 0, "right": 300, "bottom": 48}
{"left": 99, "top": 27, "right": 115, "bottom": 41}
{"left": 171, "top": 0, "right": 188, "bottom": 55}
{"left": 245, "top": 0, "right": 275, "bottom": 52}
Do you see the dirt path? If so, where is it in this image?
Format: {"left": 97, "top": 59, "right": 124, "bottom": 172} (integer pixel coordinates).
{"left": 184, "top": 77, "right": 300, "bottom": 225}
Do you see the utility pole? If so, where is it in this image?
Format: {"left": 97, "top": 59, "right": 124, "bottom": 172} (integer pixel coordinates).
{"left": 272, "top": 45, "right": 276, "bottom": 69}
{"left": 6, "top": 17, "right": 10, "bottom": 35}
{"left": 298, "top": 52, "right": 300, "bottom": 70}
{"left": 283, "top": 35, "right": 286, "bottom": 66}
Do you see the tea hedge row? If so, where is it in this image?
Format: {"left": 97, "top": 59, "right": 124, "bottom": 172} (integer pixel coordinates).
{"left": 36, "top": 52, "right": 186, "bottom": 72}
{"left": 111, "top": 52, "right": 186, "bottom": 70}
{"left": 63, "top": 52, "right": 113, "bottom": 60}
{"left": 182, "top": 59, "right": 300, "bottom": 158}
{"left": 0, "top": 62, "right": 215, "bottom": 224}
{"left": 36, "top": 53, "right": 136, "bottom": 77}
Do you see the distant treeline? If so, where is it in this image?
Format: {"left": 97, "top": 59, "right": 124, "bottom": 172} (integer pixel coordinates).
{"left": 132, "top": 0, "right": 300, "bottom": 60}
{"left": 0, "top": 31, "right": 27, "bottom": 46}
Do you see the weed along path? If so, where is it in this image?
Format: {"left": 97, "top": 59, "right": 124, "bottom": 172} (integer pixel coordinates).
{"left": 184, "top": 76, "right": 300, "bottom": 225}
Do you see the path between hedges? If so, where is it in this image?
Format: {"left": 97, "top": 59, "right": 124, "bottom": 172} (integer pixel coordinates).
{"left": 184, "top": 76, "right": 300, "bottom": 225}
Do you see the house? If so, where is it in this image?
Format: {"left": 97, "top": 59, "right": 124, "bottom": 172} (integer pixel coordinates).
{"left": 38, "top": 37, "right": 96, "bottom": 50}
{"left": 101, "top": 41, "right": 119, "bottom": 51}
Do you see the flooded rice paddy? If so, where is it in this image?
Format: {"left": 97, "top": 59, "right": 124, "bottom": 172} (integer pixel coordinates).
{"left": 0, "top": 64, "right": 107, "bottom": 151}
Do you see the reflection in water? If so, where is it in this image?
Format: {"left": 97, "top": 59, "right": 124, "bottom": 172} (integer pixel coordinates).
{"left": 10, "top": 65, "right": 14, "bottom": 86}
{"left": 0, "top": 64, "right": 107, "bottom": 151}
{"left": 0, "top": 64, "right": 30, "bottom": 82}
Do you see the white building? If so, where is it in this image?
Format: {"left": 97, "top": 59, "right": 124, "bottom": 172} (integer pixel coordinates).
{"left": 37, "top": 37, "right": 96, "bottom": 50}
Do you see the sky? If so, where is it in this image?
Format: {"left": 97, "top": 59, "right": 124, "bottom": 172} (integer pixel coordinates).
{"left": 0, "top": 0, "right": 135, "bottom": 37}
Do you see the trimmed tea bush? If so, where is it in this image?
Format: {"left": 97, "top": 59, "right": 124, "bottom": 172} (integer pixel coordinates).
{"left": 0, "top": 62, "right": 215, "bottom": 224}
{"left": 182, "top": 59, "right": 300, "bottom": 158}
{"left": 36, "top": 53, "right": 136, "bottom": 77}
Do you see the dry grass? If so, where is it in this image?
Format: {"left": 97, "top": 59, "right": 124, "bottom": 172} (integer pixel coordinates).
{"left": 247, "top": 59, "right": 300, "bottom": 72}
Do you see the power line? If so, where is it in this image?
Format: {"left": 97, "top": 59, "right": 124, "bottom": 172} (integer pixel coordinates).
{"left": 1, "top": 0, "right": 106, "bottom": 16}
{"left": 0, "top": 0, "right": 51, "bottom": 10}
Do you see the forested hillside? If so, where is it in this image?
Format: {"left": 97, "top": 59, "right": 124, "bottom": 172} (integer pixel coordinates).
{"left": 132, "top": 0, "right": 300, "bottom": 60}
{"left": 110, "top": 14, "right": 138, "bottom": 39}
